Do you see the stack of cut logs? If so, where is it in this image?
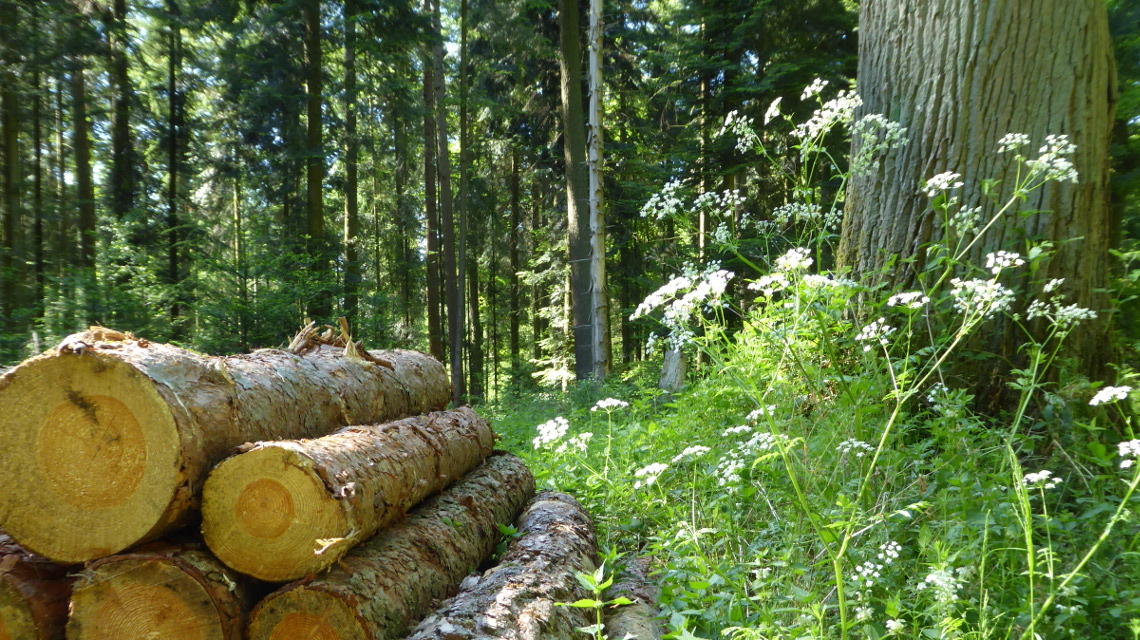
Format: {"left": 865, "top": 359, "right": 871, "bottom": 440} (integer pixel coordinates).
{"left": 0, "top": 326, "right": 659, "bottom": 640}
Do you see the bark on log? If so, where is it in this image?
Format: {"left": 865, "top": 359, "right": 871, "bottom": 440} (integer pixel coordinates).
{"left": 604, "top": 558, "right": 661, "bottom": 640}
{"left": 405, "top": 491, "right": 599, "bottom": 640}
{"left": 0, "top": 533, "right": 72, "bottom": 640}
{"left": 67, "top": 540, "right": 257, "bottom": 640}
{"left": 0, "top": 327, "right": 449, "bottom": 563}
{"left": 202, "top": 407, "right": 496, "bottom": 582}
{"left": 247, "top": 452, "right": 534, "bottom": 640}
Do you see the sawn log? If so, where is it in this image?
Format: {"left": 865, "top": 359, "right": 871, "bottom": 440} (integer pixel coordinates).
{"left": 0, "top": 533, "right": 72, "bottom": 640}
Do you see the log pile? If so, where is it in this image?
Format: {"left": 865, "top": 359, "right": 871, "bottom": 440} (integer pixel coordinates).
{"left": 0, "top": 326, "right": 652, "bottom": 639}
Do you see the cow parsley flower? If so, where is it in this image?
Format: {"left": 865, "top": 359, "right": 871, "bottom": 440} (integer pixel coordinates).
{"left": 985, "top": 250, "right": 1025, "bottom": 274}
{"left": 633, "top": 462, "right": 669, "bottom": 489}
{"left": 885, "top": 619, "right": 906, "bottom": 635}
{"left": 1026, "top": 134, "right": 1079, "bottom": 184}
{"left": 764, "top": 97, "right": 783, "bottom": 124}
{"left": 556, "top": 432, "right": 593, "bottom": 454}
{"left": 747, "top": 406, "right": 776, "bottom": 422}
{"left": 672, "top": 446, "right": 711, "bottom": 463}
{"left": 801, "top": 77, "right": 829, "bottom": 100}
{"left": 1119, "top": 439, "right": 1140, "bottom": 468}
{"left": 997, "top": 133, "right": 1031, "bottom": 153}
{"left": 856, "top": 318, "right": 896, "bottom": 352}
{"left": 878, "top": 541, "right": 902, "bottom": 563}
{"left": 592, "top": 397, "right": 630, "bottom": 412}
{"left": 748, "top": 273, "right": 790, "bottom": 296}
{"left": 888, "top": 291, "right": 930, "bottom": 309}
{"left": 533, "top": 416, "right": 570, "bottom": 449}
{"left": 950, "top": 278, "right": 1015, "bottom": 318}
{"left": 1023, "top": 469, "right": 1062, "bottom": 490}
{"left": 918, "top": 568, "right": 962, "bottom": 605}
{"left": 837, "top": 439, "right": 875, "bottom": 457}
{"left": 1091, "top": 386, "right": 1132, "bottom": 407}
{"left": 923, "top": 172, "right": 964, "bottom": 198}
{"left": 772, "top": 202, "right": 823, "bottom": 226}
{"left": 776, "top": 247, "right": 814, "bottom": 272}
{"left": 640, "top": 179, "right": 686, "bottom": 220}
{"left": 723, "top": 424, "right": 752, "bottom": 436}
{"left": 853, "top": 561, "right": 884, "bottom": 588}
{"left": 792, "top": 90, "right": 862, "bottom": 142}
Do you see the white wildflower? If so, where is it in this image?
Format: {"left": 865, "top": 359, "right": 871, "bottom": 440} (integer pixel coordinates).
{"left": 851, "top": 114, "right": 909, "bottom": 175}
{"left": 801, "top": 78, "right": 828, "bottom": 100}
{"left": 776, "top": 247, "right": 814, "bottom": 272}
{"left": 855, "top": 605, "right": 873, "bottom": 622}
{"left": 950, "top": 205, "right": 982, "bottom": 234}
{"left": 672, "top": 445, "right": 711, "bottom": 463}
{"left": 1120, "top": 440, "right": 1140, "bottom": 469}
{"left": 1091, "top": 386, "right": 1132, "bottom": 407}
{"left": 633, "top": 462, "right": 669, "bottom": 489}
{"left": 592, "top": 397, "right": 630, "bottom": 412}
{"left": 792, "top": 90, "right": 862, "bottom": 142}
{"left": 748, "top": 273, "right": 790, "bottom": 296}
{"left": 723, "top": 424, "right": 752, "bottom": 436}
{"left": 532, "top": 416, "right": 570, "bottom": 449}
{"left": 716, "top": 455, "right": 746, "bottom": 488}
{"left": 985, "top": 250, "right": 1025, "bottom": 274}
{"left": 950, "top": 278, "right": 1015, "bottom": 318}
{"left": 764, "top": 97, "right": 783, "bottom": 124}
{"left": 920, "top": 568, "right": 962, "bottom": 605}
{"left": 888, "top": 291, "right": 930, "bottom": 309}
{"left": 1026, "top": 134, "right": 1079, "bottom": 184}
{"left": 923, "top": 172, "right": 964, "bottom": 198}
{"left": 747, "top": 406, "right": 776, "bottom": 422}
{"left": 878, "top": 541, "right": 902, "bottom": 563}
{"left": 853, "top": 561, "right": 884, "bottom": 588}
{"left": 856, "top": 318, "right": 896, "bottom": 352}
{"left": 885, "top": 619, "right": 906, "bottom": 635}
{"left": 772, "top": 202, "right": 822, "bottom": 226}
{"left": 1023, "top": 469, "right": 1062, "bottom": 490}
{"left": 631, "top": 276, "right": 691, "bottom": 319}
{"left": 640, "top": 179, "right": 686, "bottom": 220}
{"left": 837, "top": 439, "right": 875, "bottom": 458}
{"left": 1043, "top": 278, "right": 1065, "bottom": 293}
{"left": 997, "top": 133, "right": 1031, "bottom": 153}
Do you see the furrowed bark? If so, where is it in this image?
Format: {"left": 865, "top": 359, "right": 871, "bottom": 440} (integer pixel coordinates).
{"left": 247, "top": 452, "right": 534, "bottom": 640}
{"left": 405, "top": 491, "right": 599, "bottom": 640}
{"left": 203, "top": 407, "right": 496, "bottom": 582}
{"left": 0, "top": 534, "right": 72, "bottom": 640}
{"left": 0, "top": 328, "right": 449, "bottom": 563}
{"left": 604, "top": 558, "right": 661, "bottom": 640}
{"left": 67, "top": 540, "right": 256, "bottom": 640}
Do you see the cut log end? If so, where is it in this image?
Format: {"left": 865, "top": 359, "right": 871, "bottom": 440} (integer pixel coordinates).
{"left": 247, "top": 587, "right": 365, "bottom": 640}
{"left": 203, "top": 446, "right": 349, "bottom": 582}
{"left": 0, "top": 579, "right": 36, "bottom": 640}
{"left": 69, "top": 559, "right": 219, "bottom": 640}
{"left": 0, "top": 351, "right": 180, "bottom": 562}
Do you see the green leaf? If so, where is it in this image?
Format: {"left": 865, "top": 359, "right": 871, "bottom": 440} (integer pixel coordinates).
{"left": 608, "top": 596, "right": 634, "bottom": 606}
{"left": 566, "top": 599, "right": 601, "bottom": 608}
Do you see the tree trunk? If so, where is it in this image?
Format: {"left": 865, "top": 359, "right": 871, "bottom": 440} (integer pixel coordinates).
{"left": 586, "top": 0, "right": 610, "bottom": 379}
{"left": 560, "top": 0, "right": 596, "bottom": 382}
{"left": 510, "top": 148, "right": 521, "bottom": 372}
{"left": 405, "top": 491, "right": 598, "bottom": 640}
{"left": 247, "top": 452, "right": 535, "bottom": 640}
{"left": 459, "top": 0, "right": 470, "bottom": 400}
{"left": 203, "top": 407, "right": 495, "bottom": 582}
{"left": 305, "top": 0, "right": 330, "bottom": 321}
{"left": 423, "top": 38, "right": 444, "bottom": 363}
{"left": 166, "top": 0, "right": 184, "bottom": 332}
{"left": 431, "top": 0, "right": 464, "bottom": 404}
{"left": 67, "top": 540, "right": 254, "bottom": 640}
{"left": 343, "top": 0, "right": 360, "bottom": 327}
{"left": 468, "top": 222, "right": 484, "bottom": 402}
{"left": 604, "top": 557, "right": 662, "bottom": 640}
{"left": 0, "top": 328, "right": 449, "bottom": 562}
{"left": 72, "top": 65, "right": 96, "bottom": 321}
{"left": 32, "top": 67, "right": 44, "bottom": 320}
{"left": 108, "top": 0, "right": 134, "bottom": 221}
{"left": 839, "top": 0, "right": 1116, "bottom": 393}
{"left": 1, "top": 59, "right": 19, "bottom": 340}
{"left": 0, "top": 533, "right": 72, "bottom": 640}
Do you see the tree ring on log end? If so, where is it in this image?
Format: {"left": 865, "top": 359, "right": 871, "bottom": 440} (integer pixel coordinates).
{"left": 0, "top": 354, "right": 181, "bottom": 562}
{"left": 203, "top": 446, "right": 348, "bottom": 582}
{"left": 0, "top": 579, "right": 35, "bottom": 640}
{"left": 67, "top": 559, "right": 218, "bottom": 640}
{"left": 249, "top": 588, "right": 364, "bottom": 640}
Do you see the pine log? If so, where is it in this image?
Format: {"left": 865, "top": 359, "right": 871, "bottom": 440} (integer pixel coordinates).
{"left": 0, "top": 328, "right": 449, "bottom": 563}
{"left": 66, "top": 540, "right": 257, "bottom": 640}
{"left": 405, "top": 491, "right": 599, "bottom": 640}
{"left": 202, "top": 407, "right": 496, "bottom": 582}
{"left": 0, "top": 534, "right": 72, "bottom": 640}
{"left": 604, "top": 558, "right": 661, "bottom": 640}
{"left": 247, "top": 452, "right": 534, "bottom": 640}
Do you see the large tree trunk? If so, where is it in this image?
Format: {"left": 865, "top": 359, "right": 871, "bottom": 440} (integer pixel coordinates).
{"left": 72, "top": 64, "right": 96, "bottom": 322}
{"left": 510, "top": 148, "right": 521, "bottom": 372}
{"left": 203, "top": 407, "right": 495, "bottom": 581}
{"left": 66, "top": 540, "right": 254, "bottom": 640}
{"left": 0, "top": 328, "right": 450, "bottom": 563}
{"left": 560, "top": 0, "right": 597, "bottom": 382}
{"left": 108, "top": 0, "right": 134, "bottom": 221}
{"left": 305, "top": 0, "right": 330, "bottom": 321}
{"left": 343, "top": 0, "right": 360, "bottom": 328}
{"left": 247, "top": 452, "right": 535, "bottom": 640}
{"left": 0, "top": 533, "right": 72, "bottom": 640}
{"left": 423, "top": 37, "right": 444, "bottom": 363}
{"left": 1, "top": 58, "right": 20, "bottom": 342}
{"left": 586, "top": 0, "right": 610, "bottom": 379}
{"left": 838, "top": 0, "right": 1116, "bottom": 393}
{"left": 405, "top": 491, "right": 598, "bottom": 640}
{"left": 166, "top": 0, "right": 185, "bottom": 332}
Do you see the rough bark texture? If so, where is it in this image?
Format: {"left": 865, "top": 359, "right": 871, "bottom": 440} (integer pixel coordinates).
{"left": 203, "top": 407, "right": 496, "bottom": 581}
{"left": 247, "top": 452, "right": 535, "bottom": 640}
{"left": 0, "top": 328, "right": 450, "bottom": 563}
{"left": 405, "top": 491, "right": 599, "bottom": 640}
{"left": 838, "top": 0, "right": 1116, "bottom": 389}
{"left": 604, "top": 558, "right": 661, "bottom": 640}
{"left": 67, "top": 540, "right": 256, "bottom": 640}
{"left": 586, "top": 0, "right": 611, "bottom": 380}
{"left": 0, "top": 534, "right": 72, "bottom": 640}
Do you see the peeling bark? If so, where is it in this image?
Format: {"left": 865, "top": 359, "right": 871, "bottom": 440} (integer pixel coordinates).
{"left": 0, "top": 533, "right": 72, "bottom": 640}
{"left": 203, "top": 407, "right": 496, "bottom": 582}
{"left": 247, "top": 452, "right": 535, "bottom": 640}
{"left": 405, "top": 491, "right": 599, "bottom": 640}
{"left": 0, "top": 328, "right": 450, "bottom": 563}
{"left": 604, "top": 558, "right": 662, "bottom": 640}
{"left": 67, "top": 540, "right": 256, "bottom": 640}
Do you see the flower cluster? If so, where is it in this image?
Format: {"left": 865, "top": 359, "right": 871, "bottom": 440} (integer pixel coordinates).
{"left": 1119, "top": 439, "right": 1140, "bottom": 469}
{"left": 851, "top": 114, "right": 909, "bottom": 175}
{"left": 801, "top": 78, "right": 829, "bottom": 100}
{"left": 925, "top": 382, "right": 965, "bottom": 418}
{"left": 950, "top": 278, "right": 1015, "bottom": 318}
{"left": 1026, "top": 296, "right": 1097, "bottom": 331}
{"left": 917, "top": 567, "right": 964, "bottom": 606}
{"left": 640, "top": 179, "right": 685, "bottom": 220}
{"left": 885, "top": 619, "right": 906, "bottom": 635}
{"left": 672, "top": 445, "right": 711, "bottom": 463}
{"left": 723, "top": 424, "right": 752, "bottom": 436}
{"left": 855, "top": 605, "right": 874, "bottom": 622}
{"left": 853, "top": 561, "right": 884, "bottom": 588}
{"left": 1027, "top": 134, "right": 1079, "bottom": 184}
{"left": 591, "top": 397, "right": 630, "bottom": 412}
{"left": 1090, "top": 385, "right": 1131, "bottom": 407}
{"left": 772, "top": 202, "right": 823, "bottom": 226}
{"left": 949, "top": 205, "right": 983, "bottom": 234}
{"left": 556, "top": 432, "right": 593, "bottom": 455}
{"left": 763, "top": 97, "right": 783, "bottom": 124}
{"left": 837, "top": 439, "right": 875, "bottom": 457}
{"left": 1023, "top": 469, "right": 1063, "bottom": 490}
{"left": 888, "top": 291, "right": 930, "bottom": 309}
{"left": 997, "top": 133, "right": 1030, "bottom": 153}
{"left": 775, "top": 247, "right": 814, "bottom": 272}
{"left": 878, "top": 541, "right": 902, "bottom": 563}
{"left": 719, "top": 110, "right": 760, "bottom": 153}
{"left": 923, "top": 171, "right": 964, "bottom": 198}
{"left": 747, "top": 406, "right": 776, "bottom": 422}
{"left": 633, "top": 462, "right": 669, "bottom": 489}
{"left": 532, "top": 416, "right": 570, "bottom": 449}
{"left": 631, "top": 264, "right": 735, "bottom": 350}
{"left": 856, "top": 318, "right": 896, "bottom": 352}
{"left": 748, "top": 273, "right": 791, "bottom": 296}
{"left": 792, "top": 90, "right": 863, "bottom": 142}
{"left": 985, "top": 250, "right": 1025, "bottom": 274}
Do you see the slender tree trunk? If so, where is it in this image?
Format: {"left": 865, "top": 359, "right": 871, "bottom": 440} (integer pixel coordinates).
{"left": 166, "top": 0, "right": 184, "bottom": 332}
{"left": 393, "top": 72, "right": 412, "bottom": 327}
{"left": 509, "top": 148, "right": 521, "bottom": 372}
{"left": 109, "top": 0, "right": 134, "bottom": 220}
{"left": 531, "top": 181, "right": 543, "bottom": 361}
{"left": 422, "top": 39, "right": 444, "bottom": 362}
{"left": 1, "top": 56, "right": 19, "bottom": 335}
{"left": 458, "top": 0, "right": 470, "bottom": 395}
{"left": 53, "top": 73, "right": 68, "bottom": 286}
{"left": 32, "top": 69, "right": 44, "bottom": 319}
{"left": 72, "top": 65, "right": 96, "bottom": 321}
{"left": 431, "top": 0, "right": 464, "bottom": 404}
{"left": 232, "top": 162, "right": 247, "bottom": 348}
{"left": 839, "top": 0, "right": 1117, "bottom": 400}
{"left": 559, "top": 0, "right": 595, "bottom": 382}
{"left": 586, "top": 0, "right": 610, "bottom": 379}
{"left": 343, "top": 0, "right": 360, "bottom": 328}
{"left": 305, "top": 0, "right": 330, "bottom": 321}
